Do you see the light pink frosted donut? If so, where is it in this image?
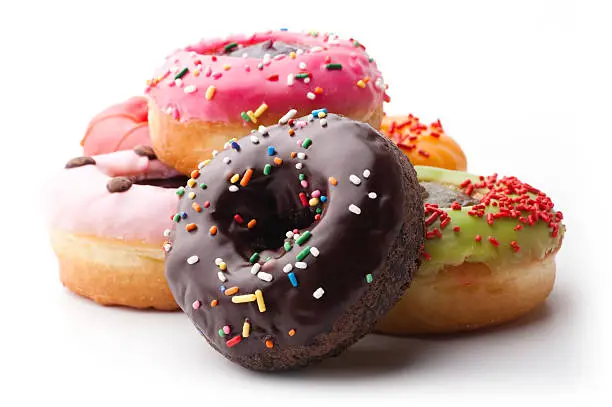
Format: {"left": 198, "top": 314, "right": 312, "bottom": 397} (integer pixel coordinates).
{"left": 44, "top": 147, "right": 186, "bottom": 310}
{"left": 145, "top": 30, "right": 389, "bottom": 174}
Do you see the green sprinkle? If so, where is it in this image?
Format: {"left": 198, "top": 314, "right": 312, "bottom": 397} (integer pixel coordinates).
{"left": 200, "top": 183, "right": 207, "bottom": 189}
{"left": 174, "top": 67, "right": 189, "bottom": 80}
{"left": 224, "top": 42, "right": 238, "bottom": 52}
{"left": 368, "top": 57, "right": 374, "bottom": 63}
{"left": 176, "top": 186, "right": 185, "bottom": 196}
{"left": 296, "top": 231, "right": 312, "bottom": 246}
{"left": 301, "top": 138, "right": 312, "bottom": 149}
{"left": 353, "top": 40, "right": 360, "bottom": 47}
{"left": 249, "top": 252, "right": 260, "bottom": 264}
{"left": 173, "top": 214, "right": 181, "bottom": 223}
{"left": 241, "top": 112, "right": 251, "bottom": 122}
{"left": 315, "top": 208, "right": 323, "bottom": 214}
{"left": 366, "top": 274, "right": 373, "bottom": 284}
{"left": 263, "top": 164, "right": 272, "bottom": 175}
{"left": 325, "top": 63, "right": 343, "bottom": 70}
{"left": 295, "top": 73, "right": 309, "bottom": 79}
{"left": 264, "top": 256, "right": 272, "bottom": 263}
{"left": 296, "top": 246, "right": 311, "bottom": 261}
{"left": 284, "top": 241, "right": 292, "bottom": 252}
{"left": 218, "top": 329, "right": 226, "bottom": 337}
{"left": 298, "top": 173, "right": 306, "bottom": 181}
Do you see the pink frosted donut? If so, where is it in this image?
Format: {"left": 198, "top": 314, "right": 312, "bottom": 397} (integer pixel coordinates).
{"left": 81, "top": 96, "right": 151, "bottom": 156}
{"left": 145, "top": 30, "right": 389, "bottom": 174}
{"left": 45, "top": 146, "right": 187, "bottom": 310}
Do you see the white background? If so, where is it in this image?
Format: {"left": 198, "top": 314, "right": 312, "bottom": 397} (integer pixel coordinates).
{"left": 1, "top": 0, "right": 610, "bottom": 405}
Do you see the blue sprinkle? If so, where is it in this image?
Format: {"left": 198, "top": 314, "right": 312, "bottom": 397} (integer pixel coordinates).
{"left": 280, "top": 28, "right": 288, "bottom": 31}
{"left": 288, "top": 272, "right": 298, "bottom": 287}
{"left": 320, "top": 196, "right": 327, "bottom": 202}
{"left": 267, "top": 146, "right": 276, "bottom": 156}
{"left": 220, "top": 285, "right": 226, "bottom": 293}
{"left": 311, "top": 108, "right": 328, "bottom": 117}
{"left": 231, "top": 141, "right": 240, "bottom": 151}
{"left": 180, "top": 211, "right": 188, "bottom": 219}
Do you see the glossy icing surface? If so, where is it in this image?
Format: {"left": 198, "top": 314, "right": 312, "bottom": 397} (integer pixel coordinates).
{"left": 416, "top": 166, "right": 565, "bottom": 274}
{"left": 165, "top": 114, "right": 409, "bottom": 358}
{"left": 45, "top": 149, "right": 185, "bottom": 245}
{"left": 145, "top": 31, "right": 387, "bottom": 125}
{"left": 81, "top": 96, "right": 151, "bottom": 156}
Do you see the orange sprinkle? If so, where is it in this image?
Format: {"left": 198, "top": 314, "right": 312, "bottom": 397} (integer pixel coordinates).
{"left": 288, "top": 329, "right": 296, "bottom": 337}
{"left": 265, "top": 339, "right": 274, "bottom": 348}
{"left": 328, "top": 176, "right": 338, "bottom": 186}
{"left": 186, "top": 223, "right": 197, "bottom": 232}
{"left": 223, "top": 64, "right": 231, "bottom": 71}
{"left": 240, "top": 168, "right": 254, "bottom": 187}
{"left": 224, "top": 286, "right": 239, "bottom": 296}
{"left": 288, "top": 128, "right": 295, "bottom": 136}
{"left": 192, "top": 203, "right": 202, "bottom": 212}
{"left": 210, "top": 299, "right": 218, "bottom": 307}
{"left": 247, "top": 219, "right": 257, "bottom": 229}
{"left": 273, "top": 157, "right": 283, "bottom": 165}
{"left": 191, "top": 169, "right": 200, "bottom": 178}
{"left": 314, "top": 86, "right": 323, "bottom": 94}
{"left": 290, "top": 152, "right": 297, "bottom": 158}
{"left": 364, "top": 76, "right": 370, "bottom": 83}
{"left": 209, "top": 226, "right": 218, "bottom": 235}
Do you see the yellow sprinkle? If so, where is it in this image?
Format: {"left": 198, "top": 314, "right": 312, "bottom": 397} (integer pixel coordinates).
{"left": 232, "top": 294, "right": 257, "bottom": 303}
{"left": 193, "top": 70, "right": 200, "bottom": 77}
{"left": 145, "top": 79, "right": 151, "bottom": 86}
{"left": 247, "top": 219, "right": 257, "bottom": 229}
{"left": 309, "top": 198, "right": 319, "bottom": 207}
{"left": 223, "top": 64, "right": 232, "bottom": 71}
{"left": 205, "top": 86, "right": 216, "bottom": 100}
{"left": 201, "top": 159, "right": 211, "bottom": 167}
{"left": 356, "top": 80, "right": 366, "bottom": 88}
{"left": 317, "top": 111, "right": 327, "bottom": 118}
{"left": 253, "top": 103, "right": 268, "bottom": 118}
{"left": 255, "top": 289, "right": 266, "bottom": 312}
{"left": 188, "top": 192, "right": 196, "bottom": 200}
{"left": 246, "top": 110, "right": 257, "bottom": 124}
{"left": 242, "top": 320, "right": 251, "bottom": 337}
{"left": 218, "top": 262, "right": 227, "bottom": 271}
{"left": 230, "top": 173, "right": 240, "bottom": 184}
{"left": 187, "top": 179, "right": 196, "bottom": 188}
{"left": 289, "top": 51, "right": 296, "bottom": 59}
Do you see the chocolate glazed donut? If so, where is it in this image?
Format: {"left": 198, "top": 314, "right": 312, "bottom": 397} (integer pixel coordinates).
{"left": 164, "top": 113, "right": 424, "bottom": 371}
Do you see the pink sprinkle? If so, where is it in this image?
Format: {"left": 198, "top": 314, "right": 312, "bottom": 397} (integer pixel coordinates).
{"left": 293, "top": 229, "right": 299, "bottom": 234}
{"left": 311, "top": 190, "right": 321, "bottom": 198}
{"left": 204, "top": 201, "right": 210, "bottom": 208}
{"left": 296, "top": 121, "right": 308, "bottom": 128}
{"left": 168, "top": 81, "right": 176, "bottom": 87}
{"left": 297, "top": 140, "right": 302, "bottom": 146}
{"left": 244, "top": 65, "right": 251, "bottom": 72}
{"left": 301, "top": 180, "right": 309, "bottom": 188}
{"left": 274, "top": 54, "right": 286, "bottom": 61}
{"left": 223, "top": 325, "right": 231, "bottom": 335}
{"left": 204, "top": 66, "right": 212, "bottom": 77}
{"left": 192, "top": 300, "right": 201, "bottom": 310}
{"left": 212, "top": 72, "right": 223, "bottom": 79}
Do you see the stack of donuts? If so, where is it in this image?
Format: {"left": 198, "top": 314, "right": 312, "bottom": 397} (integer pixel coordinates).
{"left": 45, "top": 30, "right": 565, "bottom": 371}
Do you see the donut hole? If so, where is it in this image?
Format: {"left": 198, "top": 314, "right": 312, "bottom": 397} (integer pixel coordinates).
{"left": 213, "top": 168, "right": 326, "bottom": 259}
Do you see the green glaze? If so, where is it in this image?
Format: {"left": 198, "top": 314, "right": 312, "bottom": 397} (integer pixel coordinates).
{"left": 416, "top": 166, "right": 565, "bottom": 274}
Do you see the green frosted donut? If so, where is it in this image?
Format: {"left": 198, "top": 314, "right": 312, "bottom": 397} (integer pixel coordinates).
{"left": 415, "top": 166, "right": 565, "bottom": 274}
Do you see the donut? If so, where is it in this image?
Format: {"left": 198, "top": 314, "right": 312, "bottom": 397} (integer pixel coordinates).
{"left": 81, "top": 96, "right": 151, "bottom": 156}
{"left": 45, "top": 147, "right": 188, "bottom": 310}
{"left": 164, "top": 112, "right": 423, "bottom": 370}
{"left": 377, "top": 166, "right": 565, "bottom": 335}
{"left": 145, "top": 30, "right": 389, "bottom": 174}
{"left": 380, "top": 114, "right": 467, "bottom": 170}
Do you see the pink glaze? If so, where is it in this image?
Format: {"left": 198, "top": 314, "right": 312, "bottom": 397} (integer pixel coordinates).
{"left": 81, "top": 96, "right": 151, "bottom": 156}
{"left": 145, "top": 31, "right": 388, "bottom": 125}
{"left": 45, "top": 150, "right": 182, "bottom": 246}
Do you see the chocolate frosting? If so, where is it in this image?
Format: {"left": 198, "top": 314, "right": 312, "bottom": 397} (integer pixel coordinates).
{"left": 165, "top": 114, "right": 419, "bottom": 366}
{"left": 225, "top": 40, "right": 305, "bottom": 58}
{"left": 65, "top": 156, "right": 96, "bottom": 169}
{"left": 133, "top": 145, "right": 157, "bottom": 160}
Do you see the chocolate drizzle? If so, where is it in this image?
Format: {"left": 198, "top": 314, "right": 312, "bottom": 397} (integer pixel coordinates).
{"left": 133, "top": 145, "right": 157, "bottom": 160}
{"left": 165, "top": 114, "right": 424, "bottom": 370}
{"left": 421, "top": 181, "right": 477, "bottom": 208}
{"left": 106, "top": 176, "right": 133, "bottom": 193}
{"left": 65, "top": 156, "right": 96, "bottom": 169}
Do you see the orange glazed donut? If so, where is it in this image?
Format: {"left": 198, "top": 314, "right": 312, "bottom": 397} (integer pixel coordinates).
{"left": 380, "top": 114, "right": 467, "bottom": 171}
{"left": 145, "top": 30, "right": 389, "bottom": 174}
{"left": 81, "top": 96, "right": 151, "bottom": 156}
